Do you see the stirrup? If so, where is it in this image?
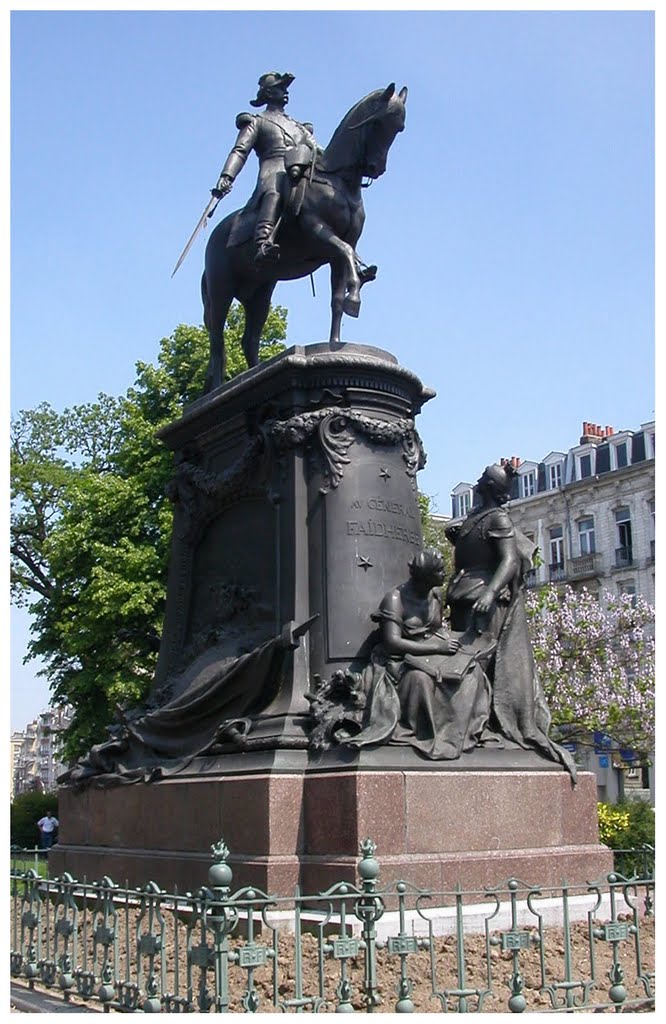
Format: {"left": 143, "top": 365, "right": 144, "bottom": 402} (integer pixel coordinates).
{"left": 255, "top": 241, "right": 280, "bottom": 263}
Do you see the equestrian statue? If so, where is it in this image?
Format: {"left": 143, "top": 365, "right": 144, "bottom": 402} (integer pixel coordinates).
{"left": 174, "top": 72, "right": 408, "bottom": 392}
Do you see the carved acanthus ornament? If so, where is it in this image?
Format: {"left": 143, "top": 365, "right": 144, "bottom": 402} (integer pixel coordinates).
{"left": 270, "top": 407, "right": 425, "bottom": 493}
{"left": 166, "top": 432, "right": 269, "bottom": 540}
{"left": 165, "top": 407, "right": 425, "bottom": 536}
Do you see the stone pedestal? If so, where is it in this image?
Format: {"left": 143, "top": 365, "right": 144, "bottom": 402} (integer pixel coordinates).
{"left": 52, "top": 343, "right": 612, "bottom": 897}
{"left": 51, "top": 750, "right": 612, "bottom": 894}
{"left": 150, "top": 342, "right": 432, "bottom": 749}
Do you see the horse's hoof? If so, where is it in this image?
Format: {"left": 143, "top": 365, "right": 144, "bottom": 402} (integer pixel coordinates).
{"left": 359, "top": 265, "right": 377, "bottom": 286}
{"left": 343, "top": 297, "right": 361, "bottom": 317}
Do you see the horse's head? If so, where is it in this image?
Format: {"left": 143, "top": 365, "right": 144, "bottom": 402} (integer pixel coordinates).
{"left": 351, "top": 83, "right": 408, "bottom": 179}
{"left": 320, "top": 84, "right": 408, "bottom": 181}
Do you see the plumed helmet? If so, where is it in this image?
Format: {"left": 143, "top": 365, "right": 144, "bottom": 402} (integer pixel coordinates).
{"left": 250, "top": 72, "right": 295, "bottom": 107}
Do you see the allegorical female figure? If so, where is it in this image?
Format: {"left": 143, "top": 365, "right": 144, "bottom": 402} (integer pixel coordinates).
{"left": 340, "top": 466, "right": 576, "bottom": 780}
{"left": 344, "top": 549, "right": 493, "bottom": 760}
{"left": 445, "top": 463, "right": 575, "bottom": 778}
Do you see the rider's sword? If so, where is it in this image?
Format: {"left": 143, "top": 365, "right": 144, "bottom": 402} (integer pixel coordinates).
{"left": 171, "top": 193, "right": 221, "bottom": 278}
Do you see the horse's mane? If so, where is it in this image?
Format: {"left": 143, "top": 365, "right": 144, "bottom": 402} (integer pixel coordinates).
{"left": 318, "top": 89, "right": 397, "bottom": 175}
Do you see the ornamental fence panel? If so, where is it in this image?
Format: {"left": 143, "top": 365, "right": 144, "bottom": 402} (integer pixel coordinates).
{"left": 9, "top": 840, "right": 654, "bottom": 1013}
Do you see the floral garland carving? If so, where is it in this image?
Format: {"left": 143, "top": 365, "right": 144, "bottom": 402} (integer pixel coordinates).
{"left": 270, "top": 407, "right": 425, "bottom": 493}
{"left": 166, "top": 431, "right": 268, "bottom": 540}
{"left": 166, "top": 407, "right": 426, "bottom": 537}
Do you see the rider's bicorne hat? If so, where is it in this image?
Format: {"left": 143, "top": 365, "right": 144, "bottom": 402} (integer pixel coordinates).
{"left": 250, "top": 72, "right": 295, "bottom": 107}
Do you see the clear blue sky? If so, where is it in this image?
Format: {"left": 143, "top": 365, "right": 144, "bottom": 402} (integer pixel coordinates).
{"left": 8, "top": 9, "right": 655, "bottom": 730}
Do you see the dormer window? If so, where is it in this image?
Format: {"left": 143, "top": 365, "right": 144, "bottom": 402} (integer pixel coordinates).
{"left": 458, "top": 491, "right": 471, "bottom": 517}
{"left": 520, "top": 472, "right": 535, "bottom": 498}
{"left": 606, "top": 431, "right": 633, "bottom": 471}
{"left": 451, "top": 484, "right": 474, "bottom": 519}
{"left": 577, "top": 450, "right": 595, "bottom": 479}
{"left": 637, "top": 421, "right": 655, "bottom": 460}
{"left": 514, "top": 461, "right": 539, "bottom": 500}
{"left": 543, "top": 452, "right": 566, "bottom": 490}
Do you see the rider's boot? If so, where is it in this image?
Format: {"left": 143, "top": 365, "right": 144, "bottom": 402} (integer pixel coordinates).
{"left": 254, "top": 194, "right": 281, "bottom": 263}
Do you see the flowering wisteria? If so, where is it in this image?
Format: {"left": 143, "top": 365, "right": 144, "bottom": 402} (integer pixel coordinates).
{"left": 525, "top": 585, "right": 655, "bottom": 756}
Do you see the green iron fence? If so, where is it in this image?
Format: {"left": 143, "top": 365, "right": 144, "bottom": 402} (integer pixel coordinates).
{"left": 10, "top": 839, "right": 655, "bottom": 1013}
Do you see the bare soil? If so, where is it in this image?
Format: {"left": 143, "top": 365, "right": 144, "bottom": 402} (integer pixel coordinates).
{"left": 219, "top": 916, "right": 655, "bottom": 1013}
{"left": 10, "top": 905, "right": 655, "bottom": 1013}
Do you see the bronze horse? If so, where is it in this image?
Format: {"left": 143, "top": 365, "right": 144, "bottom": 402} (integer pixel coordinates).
{"left": 201, "top": 83, "right": 408, "bottom": 391}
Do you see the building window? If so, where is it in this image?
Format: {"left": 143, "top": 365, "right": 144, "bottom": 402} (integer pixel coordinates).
{"left": 579, "top": 453, "right": 593, "bottom": 479}
{"left": 520, "top": 472, "right": 536, "bottom": 498}
{"left": 615, "top": 442, "right": 628, "bottom": 469}
{"left": 578, "top": 517, "right": 596, "bottom": 556}
{"left": 549, "top": 525, "right": 565, "bottom": 580}
{"left": 615, "top": 507, "right": 633, "bottom": 567}
{"left": 618, "top": 580, "right": 637, "bottom": 607}
{"left": 455, "top": 491, "right": 471, "bottom": 518}
{"left": 548, "top": 462, "right": 562, "bottom": 489}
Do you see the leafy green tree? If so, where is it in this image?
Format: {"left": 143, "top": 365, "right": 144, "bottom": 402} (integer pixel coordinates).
{"left": 417, "top": 493, "right": 454, "bottom": 580}
{"left": 11, "top": 310, "right": 287, "bottom": 762}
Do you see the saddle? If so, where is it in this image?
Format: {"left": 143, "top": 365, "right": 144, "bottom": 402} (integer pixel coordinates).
{"left": 227, "top": 146, "right": 317, "bottom": 249}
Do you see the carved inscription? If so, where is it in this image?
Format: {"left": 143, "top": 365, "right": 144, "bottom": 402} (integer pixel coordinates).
{"left": 346, "top": 494, "right": 419, "bottom": 545}
{"left": 322, "top": 442, "right": 424, "bottom": 662}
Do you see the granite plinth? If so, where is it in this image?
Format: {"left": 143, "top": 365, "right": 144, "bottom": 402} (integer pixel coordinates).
{"left": 51, "top": 759, "right": 612, "bottom": 895}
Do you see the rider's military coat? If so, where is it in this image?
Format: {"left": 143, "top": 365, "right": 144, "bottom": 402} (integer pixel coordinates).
{"left": 221, "top": 110, "right": 317, "bottom": 245}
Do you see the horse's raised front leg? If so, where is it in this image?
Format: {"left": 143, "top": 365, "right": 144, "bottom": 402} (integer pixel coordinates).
{"left": 241, "top": 282, "right": 276, "bottom": 367}
{"left": 300, "top": 215, "right": 362, "bottom": 322}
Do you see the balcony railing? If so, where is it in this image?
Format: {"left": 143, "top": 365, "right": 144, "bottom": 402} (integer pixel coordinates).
{"left": 615, "top": 546, "right": 634, "bottom": 569}
{"left": 570, "top": 553, "right": 598, "bottom": 577}
{"left": 549, "top": 562, "right": 566, "bottom": 583}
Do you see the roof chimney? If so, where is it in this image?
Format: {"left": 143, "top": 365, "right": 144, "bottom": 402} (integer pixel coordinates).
{"left": 580, "top": 421, "right": 605, "bottom": 445}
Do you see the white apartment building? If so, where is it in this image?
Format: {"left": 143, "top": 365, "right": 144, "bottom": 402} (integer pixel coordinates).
{"left": 12, "top": 705, "right": 72, "bottom": 797}
{"left": 10, "top": 732, "right": 25, "bottom": 800}
{"left": 450, "top": 420, "right": 655, "bottom": 607}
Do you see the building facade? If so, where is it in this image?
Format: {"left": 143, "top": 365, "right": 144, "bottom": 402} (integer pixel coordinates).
{"left": 450, "top": 420, "right": 655, "bottom": 607}
{"left": 10, "top": 732, "right": 25, "bottom": 800}
{"left": 11, "top": 706, "right": 72, "bottom": 798}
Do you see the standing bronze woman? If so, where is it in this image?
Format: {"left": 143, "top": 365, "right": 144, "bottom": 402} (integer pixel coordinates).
{"left": 446, "top": 464, "right": 576, "bottom": 779}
